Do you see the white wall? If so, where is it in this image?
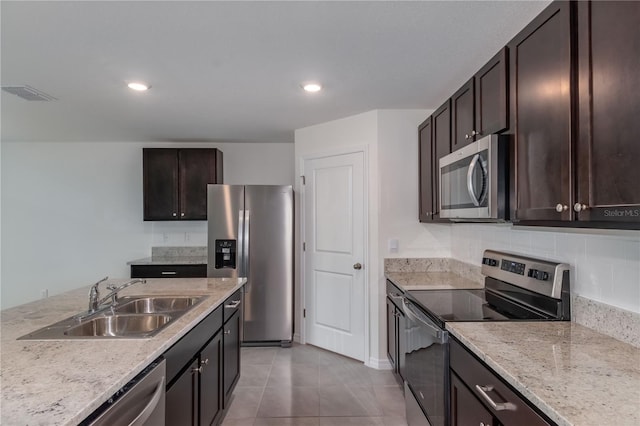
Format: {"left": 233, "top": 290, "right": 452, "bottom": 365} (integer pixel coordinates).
{"left": 451, "top": 224, "right": 640, "bottom": 314}
{"left": 294, "top": 109, "right": 451, "bottom": 367}
{"left": 1, "top": 141, "right": 293, "bottom": 309}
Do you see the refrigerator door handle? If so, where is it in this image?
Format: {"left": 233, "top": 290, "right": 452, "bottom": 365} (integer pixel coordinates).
{"left": 244, "top": 209, "right": 250, "bottom": 290}
{"left": 238, "top": 210, "right": 245, "bottom": 276}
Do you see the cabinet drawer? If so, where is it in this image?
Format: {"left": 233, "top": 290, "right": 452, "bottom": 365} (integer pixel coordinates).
{"left": 223, "top": 289, "right": 242, "bottom": 323}
{"left": 130, "top": 264, "right": 207, "bottom": 278}
{"left": 450, "top": 338, "right": 551, "bottom": 426}
{"left": 164, "top": 304, "right": 223, "bottom": 387}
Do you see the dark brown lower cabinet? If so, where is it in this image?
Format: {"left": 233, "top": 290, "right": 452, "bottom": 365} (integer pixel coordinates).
{"left": 450, "top": 339, "right": 552, "bottom": 426}
{"left": 130, "top": 264, "right": 207, "bottom": 279}
{"left": 450, "top": 372, "right": 493, "bottom": 426}
{"left": 165, "top": 290, "right": 243, "bottom": 426}
{"left": 166, "top": 358, "right": 199, "bottom": 426}
{"left": 200, "top": 332, "right": 223, "bottom": 426}
{"left": 223, "top": 310, "right": 241, "bottom": 407}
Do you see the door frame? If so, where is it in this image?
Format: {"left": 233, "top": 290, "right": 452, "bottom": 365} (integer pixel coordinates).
{"left": 299, "top": 145, "right": 370, "bottom": 365}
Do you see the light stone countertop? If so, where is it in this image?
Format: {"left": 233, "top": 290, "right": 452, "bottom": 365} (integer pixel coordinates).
{"left": 386, "top": 271, "right": 484, "bottom": 290}
{"left": 0, "top": 277, "right": 245, "bottom": 426}
{"left": 447, "top": 321, "right": 640, "bottom": 426}
{"left": 127, "top": 255, "right": 208, "bottom": 265}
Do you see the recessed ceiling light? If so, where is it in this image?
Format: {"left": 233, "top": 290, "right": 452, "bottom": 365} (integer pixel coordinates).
{"left": 302, "top": 83, "right": 322, "bottom": 93}
{"left": 127, "top": 82, "right": 151, "bottom": 91}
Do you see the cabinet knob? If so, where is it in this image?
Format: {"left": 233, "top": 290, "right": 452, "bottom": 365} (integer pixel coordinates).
{"left": 555, "top": 203, "right": 568, "bottom": 213}
{"left": 471, "top": 130, "right": 481, "bottom": 137}
{"left": 192, "top": 366, "right": 203, "bottom": 374}
{"left": 224, "top": 329, "right": 231, "bottom": 335}
{"left": 465, "top": 134, "right": 470, "bottom": 140}
{"left": 574, "top": 203, "right": 588, "bottom": 212}
{"left": 201, "top": 358, "right": 209, "bottom": 366}
{"left": 181, "top": 212, "right": 185, "bottom": 217}
{"left": 172, "top": 213, "right": 177, "bottom": 217}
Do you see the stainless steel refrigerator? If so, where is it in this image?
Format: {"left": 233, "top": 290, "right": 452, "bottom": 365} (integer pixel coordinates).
{"left": 207, "top": 184, "right": 293, "bottom": 346}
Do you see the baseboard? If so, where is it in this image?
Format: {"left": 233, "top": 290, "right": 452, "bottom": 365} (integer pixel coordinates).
{"left": 367, "top": 356, "right": 393, "bottom": 370}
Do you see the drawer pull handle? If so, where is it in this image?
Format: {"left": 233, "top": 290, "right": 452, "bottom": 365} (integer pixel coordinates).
{"left": 475, "top": 385, "right": 516, "bottom": 411}
{"left": 161, "top": 271, "right": 177, "bottom": 275}
{"left": 225, "top": 300, "right": 241, "bottom": 309}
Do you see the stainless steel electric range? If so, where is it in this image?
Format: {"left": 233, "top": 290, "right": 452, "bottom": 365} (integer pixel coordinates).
{"left": 396, "top": 250, "right": 571, "bottom": 426}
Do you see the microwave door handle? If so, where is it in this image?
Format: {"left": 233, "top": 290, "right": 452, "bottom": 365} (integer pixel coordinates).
{"left": 466, "top": 153, "right": 481, "bottom": 206}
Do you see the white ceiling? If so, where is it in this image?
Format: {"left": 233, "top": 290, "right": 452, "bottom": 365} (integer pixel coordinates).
{"left": 1, "top": 1, "right": 550, "bottom": 143}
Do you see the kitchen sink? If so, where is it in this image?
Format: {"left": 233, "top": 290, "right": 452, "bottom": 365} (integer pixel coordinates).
{"left": 114, "top": 296, "right": 204, "bottom": 314}
{"left": 64, "top": 314, "right": 173, "bottom": 337}
{"left": 17, "top": 295, "right": 207, "bottom": 340}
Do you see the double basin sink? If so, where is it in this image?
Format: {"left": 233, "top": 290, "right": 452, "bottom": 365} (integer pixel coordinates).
{"left": 19, "top": 295, "right": 207, "bottom": 340}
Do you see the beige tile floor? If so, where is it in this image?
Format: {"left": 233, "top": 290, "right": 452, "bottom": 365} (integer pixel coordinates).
{"left": 221, "top": 343, "right": 408, "bottom": 426}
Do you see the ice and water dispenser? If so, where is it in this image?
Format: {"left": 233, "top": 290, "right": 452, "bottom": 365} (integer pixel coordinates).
{"left": 214, "top": 239, "right": 237, "bottom": 269}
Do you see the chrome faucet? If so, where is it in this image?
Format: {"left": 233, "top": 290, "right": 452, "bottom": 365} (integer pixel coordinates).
{"left": 88, "top": 276, "right": 109, "bottom": 313}
{"left": 103, "top": 279, "right": 147, "bottom": 307}
{"left": 88, "top": 277, "right": 147, "bottom": 313}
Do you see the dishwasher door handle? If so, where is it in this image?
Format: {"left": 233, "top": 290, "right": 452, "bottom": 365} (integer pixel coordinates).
{"left": 129, "top": 375, "right": 165, "bottom": 426}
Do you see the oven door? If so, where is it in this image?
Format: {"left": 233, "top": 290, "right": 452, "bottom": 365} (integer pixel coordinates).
{"left": 401, "top": 298, "right": 448, "bottom": 426}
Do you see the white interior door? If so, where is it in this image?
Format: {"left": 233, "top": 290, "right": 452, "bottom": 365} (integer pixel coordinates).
{"left": 303, "top": 151, "right": 365, "bottom": 361}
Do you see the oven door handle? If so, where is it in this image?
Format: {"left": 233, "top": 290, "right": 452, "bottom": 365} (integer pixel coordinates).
{"left": 402, "top": 298, "right": 444, "bottom": 341}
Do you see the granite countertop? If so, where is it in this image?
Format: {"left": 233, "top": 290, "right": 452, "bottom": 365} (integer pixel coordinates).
{"left": 127, "top": 255, "right": 208, "bottom": 265}
{"left": 447, "top": 321, "right": 640, "bottom": 426}
{"left": 0, "top": 277, "right": 245, "bottom": 426}
{"left": 386, "top": 271, "right": 484, "bottom": 290}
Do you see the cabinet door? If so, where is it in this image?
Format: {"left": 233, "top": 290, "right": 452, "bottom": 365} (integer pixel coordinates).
{"left": 179, "top": 149, "right": 221, "bottom": 220}
{"left": 418, "top": 117, "right": 434, "bottom": 222}
{"left": 432, "top": 100, "right": 452, "bottom": 221}
{"left": 386, "top": 298, "right": 397, "bottom": 372}
{"left": 576, "top": 1, "right": 640, "bottom": 224}
{"left": 450, "top": 372, "right": 494, "bottom": 426}
{"left": 222, "top": 310, "right": 241, "bottom": 407}
{"left": 143, "top": 149, "right": 179, "bottom": 221}
{"left": 166, "top": 358, "right": 199, "bottom": 426}
{"left": 451, "top": 78, "right": 475, "bottom": 151}
{"left": 510, "top": 1, "right": 573, "bottom": 222}
{"left": 200, "top": 333, "right": 223, "bottom": 426}
{"left": 475, "top": 47, "right": 509, "bottom": 137}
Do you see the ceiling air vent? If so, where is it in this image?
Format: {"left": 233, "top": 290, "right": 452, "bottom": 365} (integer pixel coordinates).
{"left": 1, "top": 85, "right": 57, "bottom": 101}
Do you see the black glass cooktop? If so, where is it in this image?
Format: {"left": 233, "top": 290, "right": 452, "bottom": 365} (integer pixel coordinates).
{"left": 406, "top": 287, "right": 552, "bottom": 329}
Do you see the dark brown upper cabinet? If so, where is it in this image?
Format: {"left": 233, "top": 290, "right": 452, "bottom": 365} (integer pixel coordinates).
{"left": 509, "top": 1, "right": 573, "bottom": 222}
{"left": 575, "top": 1, "right": 640, "bottom": 224}
{"left": 432, "top": 100, "right": 452, "bottom": 221}
{"left": 143, "top": 148, "right": 223, "bottom": 221}
{"left": 451, "top": 78, "right": 475, "bottom": 151}
{"left": 452, "top": 48, "right": 509, "bottom": 152}
{"left": 418, "top": 100, "right": 451, "bottom": 223}
{"left": 418, "top": 117, "right": 434, "bottom": 222}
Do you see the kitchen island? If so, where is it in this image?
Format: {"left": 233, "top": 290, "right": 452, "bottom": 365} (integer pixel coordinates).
{"left": 0, "top": 277, "right": 245, "bottom": 426}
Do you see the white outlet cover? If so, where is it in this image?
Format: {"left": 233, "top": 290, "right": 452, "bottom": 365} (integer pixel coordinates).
{"left": 389, "top": 239, "right": 399, "bottom": 253}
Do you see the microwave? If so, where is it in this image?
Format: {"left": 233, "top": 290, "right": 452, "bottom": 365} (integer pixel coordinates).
{"left": 439, "top": 134, "right": 508, "bottom": 220}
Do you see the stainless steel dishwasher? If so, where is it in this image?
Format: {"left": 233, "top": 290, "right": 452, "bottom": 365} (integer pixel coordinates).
{"left": 81, "top": 358, "right": 166, "bottom": 426}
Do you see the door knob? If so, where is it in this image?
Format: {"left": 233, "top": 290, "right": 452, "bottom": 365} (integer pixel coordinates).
{"left": 353, "top": 263, "right": 363, "bottom": 270}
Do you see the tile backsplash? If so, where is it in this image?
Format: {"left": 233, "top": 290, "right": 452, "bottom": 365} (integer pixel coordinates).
{"left": 450, "top": 223, "right": 640, "bottom": 314}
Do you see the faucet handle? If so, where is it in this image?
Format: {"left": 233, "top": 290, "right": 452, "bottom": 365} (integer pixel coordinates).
{"left": 106, "top": 284, "right": 117, "bottom": 291}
